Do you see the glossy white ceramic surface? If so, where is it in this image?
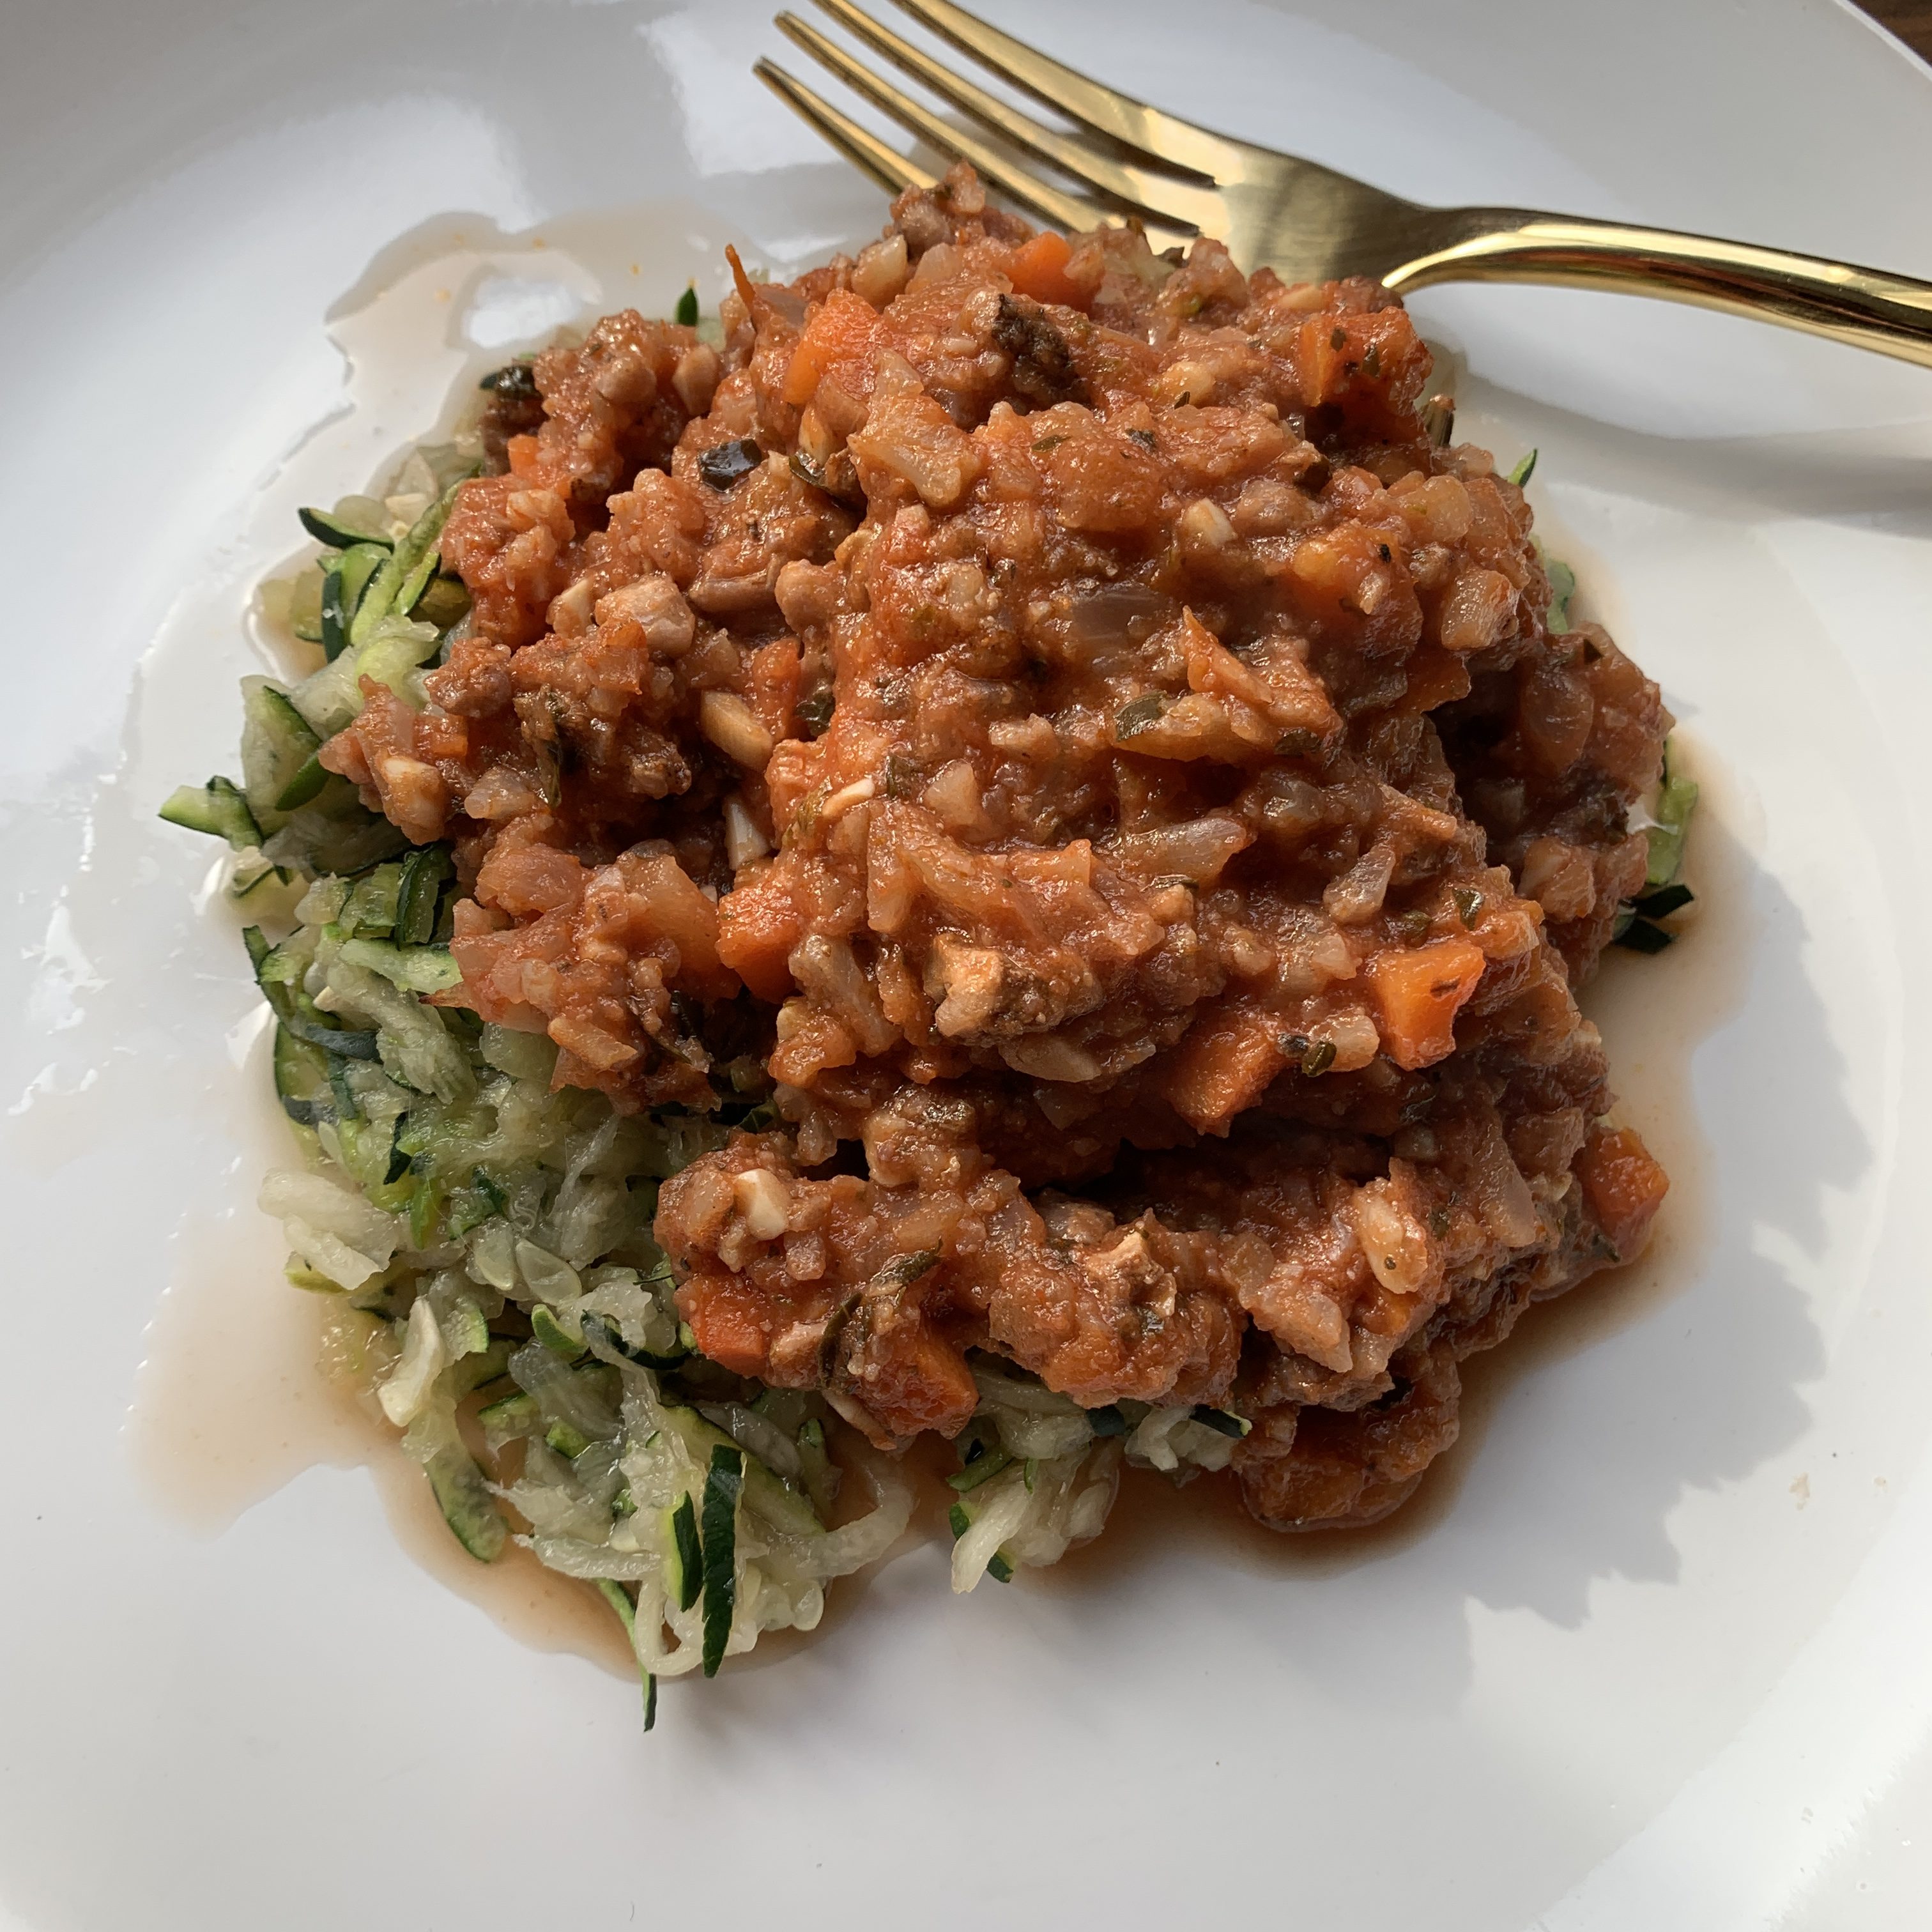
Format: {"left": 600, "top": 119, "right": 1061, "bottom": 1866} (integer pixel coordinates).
{"left": 4, "top": 3, "right": 1932, "bottom": 1926}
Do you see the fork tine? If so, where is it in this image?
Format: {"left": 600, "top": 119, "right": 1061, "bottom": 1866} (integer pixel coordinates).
{"left": 886, "top": 0, "right": 1257, "bottom": 181}
{"left": 808, "top": 0, "right": 1220, "bottom": 235}
{"left": 755, "top": 57, "right": 939, "bottom": 197}
{"left": 774, "top": 12, "right": 1153, "bottom": 240}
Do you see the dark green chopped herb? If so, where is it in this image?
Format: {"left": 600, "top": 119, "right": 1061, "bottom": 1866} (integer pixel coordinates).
{"left": 1613, "top": 917, "right": 1674, "bottom": 954}
{"left": 1031, "top": 434, "right": 1067, "bottom": 453}
{"left": 1508, "top": 448, "right": 1538, "bottom": 488}
{"left": 1395, "top": 908, "right": 1432, "bottom": 942}
{"left": 700, "top": 1445, "right": 744, "bottom": 1678}
{"left": 480, "top": 360, "right": 538, "bottom": 399}
{"left": 1453, "top": 887, "right": 1483, "bottom": 929}
{"left": 947, "top": 1448, "right": 1013, "bottom": 1494}
{"left": 1189, "top": 1406, "right": 1252, "bottom": 1439}
{"left": 675, "top": 284, "right": 700, "bottom": 328}
{"left": 1362, "top": 341, "right": 1382, "bottom": 377}
{"left": 1632, "top": 882, "right": 1694, "bottom": 921}
{"left": 1300, "top": 1039, "right": 1338, "bottom": 1077}
{"left": 875, "top": 1248, "right": 939, "bottom": 1288}
{"left": 1114, "top": 692, "right": 1167, "bottom": 739}
{"left": 796, "top": 689, "right": 834, "bottom": 738}
{"left": 1088, "top": 1404, "right": 1128, "bottom": 1438}
{"left": 698, "top": 438, "right": 764, "bottom": 490}
{"left": 1275, "top": 727, "right": 1327, "bottom": 760}
{"left": 987, "top": 1553, "right": 1016, "bottom": 1584}
{"left": 947, "top": 1501, "right": 971, "bottom": 1539}
{"left": 1126, "top": 428, "right": 1158, "bottom": 451}
{"left": 671, "top": 1494, "right": 702, "bottom": 1611}
{"left": 1427, "top": 1206, "right": 1452, "bottom": 1238}
{"left": 881, "top": 752, "right": 921, "bottom": 799}
{"left": 1330, "top": 326, "right": 1347, "bottom": 351}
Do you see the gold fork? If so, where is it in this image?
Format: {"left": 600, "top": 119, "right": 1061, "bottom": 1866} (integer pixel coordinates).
{"left": 755, "top": 0, "right": 1932, "bottom": 369}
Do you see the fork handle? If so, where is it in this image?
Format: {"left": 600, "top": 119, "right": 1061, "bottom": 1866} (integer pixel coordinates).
{"left": 1384, "top": 209, "right": 1932, "bottom": 369}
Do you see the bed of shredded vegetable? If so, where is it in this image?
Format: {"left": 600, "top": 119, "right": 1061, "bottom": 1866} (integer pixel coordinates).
{"left": 159, "top": 424, "right": 1246, "bottom": 1729}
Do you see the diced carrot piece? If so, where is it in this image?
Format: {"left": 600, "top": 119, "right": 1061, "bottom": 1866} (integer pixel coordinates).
{"left": 715, "top": 870, "right": 804, "bottom": 1002}
{"left": 1006, "top": 230, "right": 1084, "bottom": 309}
{"left": 1400, "top": 645, "right": 1473, "bottom": 712}
{"left": 1165, "top": 999, "right": 1287, "bottom": 1131}
{"left": 742, "top": 636, "right": 802, "bottom": 742}
{"left": 860, "top": 1324, "right": 979, "bottom": 1439}
{"left": 1366, "top": 938, "right": 1485, "bottom": 1070}
{"left": 1577, "top": 1124, "right": 1669, "bottom": 1262}
{"left": 782, "top": 288, "right": 885, "bottom": 407}
{"left": 679, "top": 1276, "right": 772, "bottom": 1377}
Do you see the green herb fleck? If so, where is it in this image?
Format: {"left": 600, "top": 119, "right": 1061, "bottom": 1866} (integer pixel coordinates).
{"left": 1114, "top": 692, "right": 1168, "bottom": 739}
{"left": 1300, "top": 1039, "right": 1337, "bottom": 1077}
{"left": 1452, "top": 887, "right": 1483, "bottom": 929}
{"left": 675, "top": 284, "right": 700, "bottom": 328}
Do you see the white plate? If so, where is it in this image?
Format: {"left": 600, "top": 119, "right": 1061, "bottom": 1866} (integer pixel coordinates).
{"left": 5, "top": 2, "right": 1932, "bottom": 1926}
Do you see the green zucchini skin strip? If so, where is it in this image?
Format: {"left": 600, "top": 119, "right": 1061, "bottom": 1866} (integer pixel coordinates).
{"left": 424, "top": 1440, "right": 507, "bottom": 1561}
{"left": 319, "top": 563, "right": 348, "bottom": 659}
{"left": 947, "top": 1446, "right": 1011, "bottom": 1493}
{"left": 275, "top": 754, "right": 328, "bottom": 812}
{"left": 350, "top": 480, "right": 466, "bottom": 650}
{"left": 595, "top": 1579, "right": 657, "bottom": 1732}
{"left": 700, "top": 1445, "right": 743, "bottom": 1678}
{"left": 158, "top": 777, "right": 261, "bottom": 850}
{"left": 671, "top": 1494, "right": 702, "bottom": 1612}
{"left": 300, "top": 506, "right": 392, "bottom": 551}
{"left": 1189, "top": 1406, "right": 1251, "bottom": 1439}
{"left": 394, "top": 843, "right": 455, "bottom": 947}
